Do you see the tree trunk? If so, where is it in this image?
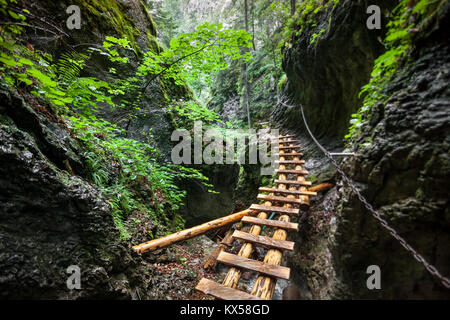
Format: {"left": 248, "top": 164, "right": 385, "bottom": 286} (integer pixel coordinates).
{"left": 290, "top": 0, "right": 296, "bottom": 16}
{"left": 243, "top": 0, "right": 251, "bottom": 128}
{"left": 133, "top": 209, "right": 255, "bottom": 254}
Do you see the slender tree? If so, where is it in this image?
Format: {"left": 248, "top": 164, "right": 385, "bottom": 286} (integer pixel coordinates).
{"left": 243, "top": 0, "right": 251, "bottom": 128}
{"left": 290, "top": 0, "right": 296, "bottom": 15}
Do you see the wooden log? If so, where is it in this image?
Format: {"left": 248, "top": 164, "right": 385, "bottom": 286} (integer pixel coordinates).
{"left": 258, "top": 187, "right": 317, "bottom": 197}
{"left": 278, "top": 145, "right": 301, "bottom": 150}
{"left": 133, "top": 209, "right": 255, "bottom": 254}
{"left": 203, "top": 230, "right": 234, "bottom": 271}
{"left": 308, "top": 183, "right": 334, "bottom": 193}
{"left": 257, "top": 194, "right": 305, "bottom": 205}
{"left": 274, "top": 153, "right": 304, "bottom": 157}
{"left": 276, "top": 134, "right": 295, "bottom": 139}
{"left": 217, "top": 252, "right": 290, "bottom": 280}
{"left": 232, "top": 230, "right": 295, "bottom": 251}
{"left": 275, "top": 169, "right": 308, "bottom": 175}
{"left": 241, "top": 216, "right": 299, "bottom": 231}
{"left": 196, "top": 278, "right": 263, "bottom": 300}
{"left": 250, "top": 204, "right": 299, "bottom": 216}
{"left": 222, "top": 140, "right": 289, "bottom": 289}
{"left": 275, "top": 160, "right": 306, "bottom": 165}
{"left": 251, "top": 152, "right": 311, "bottom": 299}
{"left": 274, "top": 179, "right": 312, "bottom": 186}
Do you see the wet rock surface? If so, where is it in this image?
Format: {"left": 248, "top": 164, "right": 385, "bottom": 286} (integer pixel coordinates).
{"left": 0, "top": 90, "right": 142, "bottom": 299}
{"left": 277, "top": 1, "right": 450, "bottom": 299}
{"left": 273, "top": 0, "right": 393, "bottom": 140}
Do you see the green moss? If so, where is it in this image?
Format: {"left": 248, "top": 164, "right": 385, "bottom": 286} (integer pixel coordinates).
{"left": 278, "top": 74, "right": 288, "bottom": 91}
{"left": 283, "top": 0, "right": 339, "bottom": 45}
{"left": 146, "top": 30, "right": 164, "bottom": 54}
{"left": 74, "top": 0, "right": 154, "bottom": 55}
{"left": 140, "top": 0, "right": 157, "bottom": 37}
{"left": 345, "top": 0, "right": 448, "bottom": 142}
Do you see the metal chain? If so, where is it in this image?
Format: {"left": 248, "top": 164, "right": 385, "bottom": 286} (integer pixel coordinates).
{"left": 298, "top": 105, "right": 450, "bottom": 289}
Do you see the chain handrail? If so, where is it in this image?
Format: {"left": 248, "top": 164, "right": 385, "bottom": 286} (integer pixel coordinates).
{"left": 297, "top": 105, "right": 450, "bottom": 289}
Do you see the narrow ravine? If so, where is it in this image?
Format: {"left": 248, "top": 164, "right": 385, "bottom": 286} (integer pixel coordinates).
{"left": 1, "top": 0, "right": 449, "bottom": 301}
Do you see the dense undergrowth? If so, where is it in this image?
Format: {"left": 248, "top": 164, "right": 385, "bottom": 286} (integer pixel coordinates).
{"left": 0, "top": 0, "right": 252, "bottom": 240}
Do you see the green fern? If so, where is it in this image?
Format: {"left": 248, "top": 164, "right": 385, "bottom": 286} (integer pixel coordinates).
{"left": 55, "top": 51, "right": 89, "bottom": 84}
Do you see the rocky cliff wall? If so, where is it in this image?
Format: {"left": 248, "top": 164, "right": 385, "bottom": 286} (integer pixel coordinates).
{"left": 279, "top": 0, "right": 450, "bottom": 299}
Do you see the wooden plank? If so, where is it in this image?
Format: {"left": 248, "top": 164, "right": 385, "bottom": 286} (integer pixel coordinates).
{"left": 259, "top": 187, "right": 317, "bottom": 197}
{"left": 241, "top": 216, "right": 299, "bottom": 231}
{"left": 251, "top": 160, "right": 308, "bottom": 300}
{"left": 278, "top": 145, "right": 301, "bottom": 150}
{"left": 232, "top": 230, "right": 295, "bottom": 251}
{"left": 217, "top": 252, "right": 290, "bottom": 280}
{"left": 275, "top": 179, "right": 312, "bottom": 186}
{"left": 275, "top": 169, "right": 309, "bottom": 175}
{"left": 274, "top": 153, "right": 304, "bottom": 157}
{"left": 133, "top": 209, "right": 255, "bottom": 254}
{"left": 257, "top": 194, "right": 304, "bottom": 205}
{"left": 195, "top": 278, "right": 263, "bottom": 300}
{"left": 277, "top": 134, "right": 295, "bottom": 139}
{"left": 250, "top": 204, "right": 299, "bottom": 216}
{"left": 275, "top": 160, "right": 306, "bottom": 165}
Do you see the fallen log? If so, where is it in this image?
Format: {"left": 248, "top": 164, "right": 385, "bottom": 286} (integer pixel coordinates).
{"left": 132, "top": 209, "right": 255, "bottom": 254}
{"left": 203, "top": 229, "right": 234, "bottom": 271}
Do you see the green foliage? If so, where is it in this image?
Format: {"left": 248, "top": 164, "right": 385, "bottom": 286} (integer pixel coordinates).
{"left": 171, "top": 101, "right": 222, "bottom": 125}
{"left": 284, "top": 0, "right": 339, "bottom": 45}
{"left": 0, "top": 0, "right": 216, "bottom": 237}
{"left": 138, "top": 22, "right": 253, "bottom": 97}
{"left": 345, "top": 0, "right": 445, "bottom": 141}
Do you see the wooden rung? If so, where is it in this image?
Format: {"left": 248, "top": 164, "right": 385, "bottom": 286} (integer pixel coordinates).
{"left": 257, "top": 194, "right": 304, "bottom": 205}
{"left": 258, "top": 187, "right": 317, "bottom": 197}
{"left": 217, "top": 252, "right": 290, "bottom": 280}
{"left": 274, "top": 153, "right": 304, "bottom": 157}
{"left": 241, "top": 216, "right": 299, "bottom": 231}
{"left": 277, "top": 134, "right": 295, "bottom": 139}
{"left": 275, "top": 180, "right": 312, "bottom": 186}
{"left": 232, "top": 230, "right": 295, "bottom": 251}
{"left": 278, "top": 145, "right": 301, "bottom": 150}
{"left": 250, "top": 204, "right": 299, "bottom": 216}
{"left": 195, "top": 278, "right": 263, "bottom": 300}
{"left": 275, "top": 169, "right": 309, "bottom": 175}
{"left": 275, "top": 160, "right": 306, "bottom": 165}
{"left": 282, "top": 139, "right": 301, "bottom": 143}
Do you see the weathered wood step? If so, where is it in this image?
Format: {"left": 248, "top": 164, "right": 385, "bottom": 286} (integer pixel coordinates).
{"left": 274, "top": 153, "right": 304, "bottom": 157}
{"left": 275, "top": 160, "right": 306, "bottom": 165}
{"left": 217, "top": 252, "right": 290, "bottom": 280}
{"left": 241, "top": 216, "right": 299, "bottom": 231}
{"left": 258, "top": 187, "right": 317, "bottom": 197}
{"left": 249, "top": 204, "right": 299, "bottom": 216}
{"left": 278, "top": 145, "right": 301, "bottom": 150}
{"left": 275, "top": 169, "right": 309, "bottom": 175}
{"left": 232, "top": 230, "right": 295, "bottom": 251}
{"left": 275, "top": 180, "right": 312, "bottom": 186}
{"left": 280, "top": 139, "right": 301, "bottom": 143}
{"left": 196, "top": 278, "right": 263, "bottom": 300}
{"left": 257, "top": 194, "right": 304, "bottom": 205}
{"left": 277, "top": 134, "right": 295, "bottom": 139}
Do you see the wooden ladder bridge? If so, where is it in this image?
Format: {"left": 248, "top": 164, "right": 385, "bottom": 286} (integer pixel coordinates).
{"left": 132, "top": 135, "right": 316, "bottom": 300}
